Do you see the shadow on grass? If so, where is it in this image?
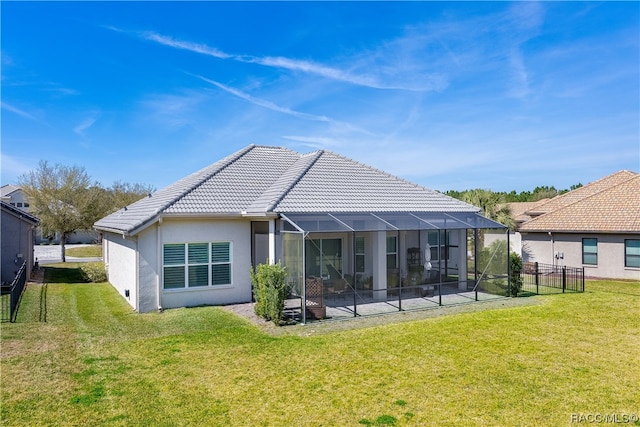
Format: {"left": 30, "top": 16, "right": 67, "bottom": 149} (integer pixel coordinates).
{"left": 44, "top": 265, "right": 86, "bottom": 284}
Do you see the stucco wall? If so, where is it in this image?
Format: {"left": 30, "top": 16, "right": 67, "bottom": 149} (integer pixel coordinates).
{"left": 159, "top": 219, "right": 253, "bottom": 310}
{"left": 103, "top": 232, "right": 138, "bottom": 310}
{"left": 521, "top": 232, "right": 640, "bottom": 280}
{"left": 137, "top": 225, "right": 159, "bottom": 313}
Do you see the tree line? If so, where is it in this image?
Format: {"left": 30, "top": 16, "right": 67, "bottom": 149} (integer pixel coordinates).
{"left": 444, "top": 183, "right": 583, "bottom": 231}
{"left": 19, "top": 161, "right": 154, "bottom": 261}
{"left": 445, "top": 183, "right": 583, "bottom": 204}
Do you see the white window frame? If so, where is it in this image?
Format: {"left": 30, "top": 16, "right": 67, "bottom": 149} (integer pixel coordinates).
{"left": 163, "top": 241, "right": 233, "bottom": 290}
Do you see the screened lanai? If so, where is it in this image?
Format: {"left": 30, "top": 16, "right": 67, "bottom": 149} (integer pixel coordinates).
{"left": 277, "top": 212, "right": 510, "bottom": 323}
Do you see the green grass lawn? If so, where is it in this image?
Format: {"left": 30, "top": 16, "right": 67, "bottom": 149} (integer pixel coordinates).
{"left": 65, "top": 245, "right": 103, "bottom": 258}
{"left": 1, "top": 264, "right": 638, "bottom": 426}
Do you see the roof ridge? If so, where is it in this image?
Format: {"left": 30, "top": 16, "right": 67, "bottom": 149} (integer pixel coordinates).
{"left": 1, "top": 200, "right": 39, "bottom": 224}
{"left": 265, "top": 150, "right": 324, "bottom": 212}
{"left": 152, "top": 144, "right": 257, "bottom": 216}
{"left": 526, "top": 170, "right": 637, "bottom": 215}
{"left": 522, "top": 174, "right": 640, "bottom": 229}
{"left": 321, "top": 150, "right": 439, "bottom": 193}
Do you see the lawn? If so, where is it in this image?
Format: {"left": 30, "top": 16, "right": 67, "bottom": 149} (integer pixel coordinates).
{"left": 65, "top": 245, "right": 103, "bottom": 258}
{"left": 1, "top": 264, "right": 638, "bottom": 426}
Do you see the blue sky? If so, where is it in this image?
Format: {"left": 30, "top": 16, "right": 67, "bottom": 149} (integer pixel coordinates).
{"left": 2, "top": 2, "right": 638, "bottom": 193}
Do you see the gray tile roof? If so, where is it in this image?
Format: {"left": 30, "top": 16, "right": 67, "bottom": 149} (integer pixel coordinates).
{"left": 272, "top": 151, "right": 479, "bottom": 213}
{"left": 94, "top": 144, "right": 478, "bottom": 235}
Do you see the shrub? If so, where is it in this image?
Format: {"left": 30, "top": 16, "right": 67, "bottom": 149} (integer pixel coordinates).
{"left": 509, "top": 252, "right": 523, "bottom": 296}
{"left": 250, "top": 263, "right": 287, "bottom": 325}
{"left": 80, "top": 262, "right": 107, "bottom": 283}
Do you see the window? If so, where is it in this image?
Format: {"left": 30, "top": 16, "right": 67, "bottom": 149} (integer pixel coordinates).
{"left": 355, "top": 236, "right": 365, "bottom": 273}
{"left": 625, "top": 240, "right": 640, "bottom": 268}
{"left": 305, "top": 238, "right": 342, "bottom": 278}
{"left": 386, "top": 236, "right": 397, "bottom": 269}
{"left": 582, "top": 238, "right": 598, "bottom": 265}
{"left": 211, "top": 242, "right": 232, "bottom": 285}
{"left": 163, "top": 242, "right": 232, "bottom": 289}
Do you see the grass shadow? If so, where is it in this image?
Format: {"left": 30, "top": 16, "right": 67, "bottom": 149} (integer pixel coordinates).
{"left": 44, "top": 264, "right": 86, "bottom": 284}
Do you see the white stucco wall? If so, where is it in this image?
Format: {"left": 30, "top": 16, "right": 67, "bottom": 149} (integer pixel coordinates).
{"left": 159, "top": 218, "right": 253, "bottom": 310}
{"left": 137, "top": 225, "right": 159, "bottom": 313}
{"left": 521, "top": 232, "right": 640, "bottom": 280}
{"left": 103, "top": 232, "right": 138, "bottom": 310}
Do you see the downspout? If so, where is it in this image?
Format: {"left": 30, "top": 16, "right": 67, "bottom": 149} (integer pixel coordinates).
{"left": 549, "top": 231, "right": 554, "bottom": 267}
{"left": 157, "top": 218, "right": 163, "bottom": 312}
{"left": 507, "top": 229, "right": 511, "bottom": 297}
{"left": 268, "top": 219, "right": 276, "bottom": 265}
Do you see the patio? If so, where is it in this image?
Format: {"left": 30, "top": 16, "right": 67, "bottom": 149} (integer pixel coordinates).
{"left": 316, "top": 287, "right": 505, "bottom": 321}
{"left": 276, "top": 212, "right": 510, "bottom": 323}
{"left": 281, "top": 213, "right": 508, "bottom": 323}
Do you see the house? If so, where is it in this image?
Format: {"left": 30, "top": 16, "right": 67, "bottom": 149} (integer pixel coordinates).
{"left": 1, "top": 201, "right": 39, "bottom": 284}
{"left": 503, "top": 199, "right": 550, "bottom": 257}
{"left": 1, "top": 184, "right": 31, "bottom": 212}
{"left": 94, "top": 145, "right": 508, "bottom": 319}
{"left": 518, "top": 171, "right": 640, "bottom": 280}
{"left": 1, "top": 184, "right": 97, "bottom": 244}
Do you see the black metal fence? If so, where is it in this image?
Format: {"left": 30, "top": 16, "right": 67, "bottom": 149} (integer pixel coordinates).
{"left": 521, "top": 262, "right": 584, "bottom": 295}
{"left": 1, "top": 261, "right": 28, "bottom": 322}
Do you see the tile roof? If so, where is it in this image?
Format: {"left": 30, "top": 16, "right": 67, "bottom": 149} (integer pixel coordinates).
{"left": 526, "top": 170, "right": 637, "bottom": 216}
{"left": 94, "top": 144, "right": 479, "bottom": 235}
{"left": 0, "top": 184, "right": 21, "bottom": 198}
{"left": 272, "top": 151, "right": 478, "bottom": 213}
{"left": 506, "top": 200, "right": 549, "bottom": 224}
{"left": 519, "top": 173, "right": 640, "bottom": 233}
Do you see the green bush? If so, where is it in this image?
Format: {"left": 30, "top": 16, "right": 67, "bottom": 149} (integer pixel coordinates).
{"left": 509, "top": 252, "right": 523, "bottom": 296}
{"left": 80, "top": 262, "right": 107, "bottom": 283}
{"left": 250, "top": 263, "right": 287, "bottom": 325}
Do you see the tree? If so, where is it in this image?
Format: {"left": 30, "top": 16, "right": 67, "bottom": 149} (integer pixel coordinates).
{"left": 19, "top": 162, "right": 155, "bottom": 262}
{"left": 109, "top": 181, "right": 154, "bottom": 210}
{"left": 461, "top": 189, "right": 515, "bottom": 231}
{"left": 19, "top": 161, "right": 95, "bottom": 262}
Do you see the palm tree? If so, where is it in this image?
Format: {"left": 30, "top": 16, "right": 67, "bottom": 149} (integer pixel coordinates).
{"left": 462, "top": 189, "right": 515, "bottom": 231}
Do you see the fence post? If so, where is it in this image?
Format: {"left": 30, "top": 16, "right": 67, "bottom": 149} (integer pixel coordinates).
{"left": 582, "top": 267, "right": 585, "bottom": 292}
{"left": 535, "top": 262, "right": 539, "bottom": 295}
{"left": 562, "top": 266, "right": 566, "bottom": 293}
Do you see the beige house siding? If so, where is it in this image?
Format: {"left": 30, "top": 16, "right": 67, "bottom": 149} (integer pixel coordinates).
{"left": 521, "top": 232, "right": 640, "bottom": 280}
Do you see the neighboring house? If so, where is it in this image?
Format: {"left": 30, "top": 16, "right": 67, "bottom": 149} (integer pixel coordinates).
{"left": 504, "top": 199, "right": 550, "bottom": 258}
{"left": 94, "top": 145, "right": 508, "bottom": 316}
{"left": 1, "top": 184, "right": 97, "bottom": 244}
{"left": 1, "top": 201, "right": 39, "bottom": 284}
{"left": 518, "top": 171, "right": 640, "bottom": 280}
{"left": 1, "top": 184, "right": 31, "bottom": 212}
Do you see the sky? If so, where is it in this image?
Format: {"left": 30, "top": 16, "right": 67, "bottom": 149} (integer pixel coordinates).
{"left": 2, "top": 1, "right": 639, "bottom": 193}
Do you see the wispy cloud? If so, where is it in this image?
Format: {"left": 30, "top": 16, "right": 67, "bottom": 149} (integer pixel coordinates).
{"left": 112, "top": 27, "right": 443, "bottom": 91}
{"left": 139, "top": 91, "right": 207, "bottom": 130}
{"left": 194, "top": 74, "right": 373, "bottom": 135}
{"left": 1, "top": 102, "right": 38, "bottom": 122}
{"left": 141, "top": 31, "right": 233, "bottom": 59}
{"left": 281, "top": 135, "right": 343, "bottom": 149}
{"left": 74, "top": 113, "right": 100, "bottom": 136}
